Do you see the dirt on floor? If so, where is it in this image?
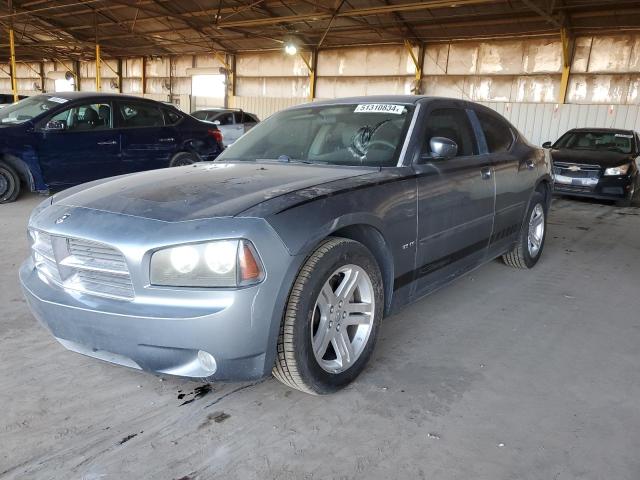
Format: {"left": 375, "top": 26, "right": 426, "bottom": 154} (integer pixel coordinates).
{"left": 1, "top": 193, "right": 639, "bottom": 480}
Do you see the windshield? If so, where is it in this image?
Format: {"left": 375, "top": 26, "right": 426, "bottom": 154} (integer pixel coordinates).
{"left": 554, "top": 131, "right": 635, "bottom": 154}
{"left": 0, "top": 95, "right": 68, "bottom": 125}
{"left": 216, "top": 103, "right": 414, "bottom": 167}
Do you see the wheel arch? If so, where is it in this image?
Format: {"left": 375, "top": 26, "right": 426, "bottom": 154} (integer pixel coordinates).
{"left": 534, "top": 175, "right": 553, "bottom": 210}
{"left": 0, "top": 154, "right": 36, "bottom": 191}
{"left": 328, "top": 223, "right": 395, "bottom": 316}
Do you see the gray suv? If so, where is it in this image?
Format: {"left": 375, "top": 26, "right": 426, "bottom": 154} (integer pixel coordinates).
{"left": 191, "top": 108, "right": 259, "bottom": 146}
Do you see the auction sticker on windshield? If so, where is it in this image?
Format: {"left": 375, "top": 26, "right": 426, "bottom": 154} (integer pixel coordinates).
{"left": 354, "top": 104, "right": 405, "bottom": 114}
{"left": 48, "top": 97, "right": 69, "bottom": 104}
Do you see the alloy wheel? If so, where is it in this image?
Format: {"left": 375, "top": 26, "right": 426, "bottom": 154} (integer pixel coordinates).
{"left": 311, "top": 264, "right": 375, "bottom": 374}
{"left": 528, "top": 203, "right": 545, "bottom": 257}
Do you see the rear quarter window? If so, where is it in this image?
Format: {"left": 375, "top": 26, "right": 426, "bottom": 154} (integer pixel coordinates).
{"left": 163, "top": 108, "right": 182, "bottom": 125}
{"left": 476, "top": 110, "right": 514, "bottom": 153}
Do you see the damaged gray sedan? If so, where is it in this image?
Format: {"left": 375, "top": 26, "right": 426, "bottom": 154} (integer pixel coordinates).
{"left": 20, "top": 96, "right": 552, "bottom": 394}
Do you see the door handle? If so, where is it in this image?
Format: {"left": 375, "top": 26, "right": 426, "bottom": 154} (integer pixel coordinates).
{"left": 159, "top": 137, "right": 175, "bottom": 143}
{"left": 97, "top": 140, "right": 117, "bottom": 145}
{"left": 481, "top": 167, "right": 493, "bottom": 180}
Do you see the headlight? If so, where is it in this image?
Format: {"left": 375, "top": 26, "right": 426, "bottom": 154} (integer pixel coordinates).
{"left": 150, "top": 239, "right": 264, "bottom": 288}
{"left": 604, "top": 164, "right": 631, "bottom": 176}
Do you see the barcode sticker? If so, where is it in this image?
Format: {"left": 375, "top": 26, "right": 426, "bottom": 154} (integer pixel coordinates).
{"left": 354, "top": 104, "right": 405, "bottom": 115}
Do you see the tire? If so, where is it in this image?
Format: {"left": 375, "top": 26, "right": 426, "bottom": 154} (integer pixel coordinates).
{"left": 273, "top": 237, "right": 384, "bottom": 395}
{"left": 169, "top": 152, "right": 197, "bottom": 167}
{"left": 0, "top": 161, "right": 20, "bottom": 204}
{"left": 502, "top": 191, "right": 547, "bottom": 269}
{"left": 616, "top": 180, "right": 636, "bottom": 207}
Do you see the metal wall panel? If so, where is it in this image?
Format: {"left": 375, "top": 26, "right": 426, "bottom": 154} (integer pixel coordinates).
{"left": 481, "top": 102, "right": 640, "bottom": 145}
{"left": 228, "top": 95, "right": 309, "bottom": 121}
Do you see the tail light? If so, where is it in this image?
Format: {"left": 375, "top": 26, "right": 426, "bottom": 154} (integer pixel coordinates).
{"left": 207, "top": 128, "right": 223, "bottom": 144}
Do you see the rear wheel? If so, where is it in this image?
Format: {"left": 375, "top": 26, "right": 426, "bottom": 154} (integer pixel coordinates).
{"left": 0, "top": 161, "right": 20, "bottom": 204}
{"left": 169, "top": 152, "right": 197, "bottom": 167}
{"left": 273, "top": 237, "right": 384, "bottom": 395}
{"left": 502, "top": 191, "right": 547, "bottom": 269}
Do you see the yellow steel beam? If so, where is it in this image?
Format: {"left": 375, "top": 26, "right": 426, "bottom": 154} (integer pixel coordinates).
{"left": 296, "top": 50, "right": 316, "bottom": 100}
{"left": 141, "top": 56, "right": 146, "bottom": 95}
{"left": 559, "top": 26, "right": 571, "bottom": 104}
{"left": 9, "top": 28, "right": 18, "bottom": 102}
{"left": 95, "top": 43, "right": 101, "bottom": 91}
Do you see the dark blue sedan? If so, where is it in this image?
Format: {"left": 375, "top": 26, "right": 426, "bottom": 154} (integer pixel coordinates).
{"left": 0, "top": 92, "right": 224, "bottom": 203}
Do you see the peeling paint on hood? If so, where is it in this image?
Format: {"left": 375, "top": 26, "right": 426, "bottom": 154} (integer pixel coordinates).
{"left": 54, "top": 162, "right": 373, "bottom": 222}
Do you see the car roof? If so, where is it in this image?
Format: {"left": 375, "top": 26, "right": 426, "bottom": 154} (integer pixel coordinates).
{"left": 287, "top": 95, "right": 491, "bottom": 110}
{"left": 566, "top": 127, "right": 637, "bottom": 135}
{"left": 40, "top": 91, "right": 173, "bottom": 105}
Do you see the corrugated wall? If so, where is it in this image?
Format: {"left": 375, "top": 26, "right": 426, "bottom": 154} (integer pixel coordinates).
{"left": 482, "top": 103, "right": 640, "bottom": 145}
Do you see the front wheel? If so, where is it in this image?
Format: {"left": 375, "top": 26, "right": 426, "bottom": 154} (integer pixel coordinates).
{"left": 273, "top": 237, "right": 384, "bottom": 395}
{"left": 502, "top": 191, "right": 547, "bottom": 269}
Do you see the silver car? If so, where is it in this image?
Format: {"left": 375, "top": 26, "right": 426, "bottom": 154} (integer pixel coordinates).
{"left": 20, "top": 96, "right": 552, "bottom": 394}
{"left": 191, "top": 108, "right": 259, "bottom": 146}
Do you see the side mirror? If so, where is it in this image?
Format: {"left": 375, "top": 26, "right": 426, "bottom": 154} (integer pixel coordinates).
{"left": 430, "top": 137, "right": 458, "bottom": 159}
{"left": 45, "top": 120, "right": 65, "bottom": 131}
{"left": 542, "top": 141, "right": 552, "bottom": 149}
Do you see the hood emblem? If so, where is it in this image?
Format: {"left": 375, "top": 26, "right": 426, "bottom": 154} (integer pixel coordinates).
{"left": 568, "top": 165, "right": 581, "bottom": 172}
{"left": 55, "top": 213, "right": 71, "bottom": 224}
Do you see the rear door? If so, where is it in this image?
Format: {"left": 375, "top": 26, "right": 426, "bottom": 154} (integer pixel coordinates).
{"left": 471, "top": 108, "right": 536, "bottom": 255}
{"left": 36, "top": 100, "right": 121, "bottom": 188}
{"left": 116, "top": 100, "right": 177, "bottom": 173}
{"left": 411, "top": 101, "right": 496, "bottom": 299}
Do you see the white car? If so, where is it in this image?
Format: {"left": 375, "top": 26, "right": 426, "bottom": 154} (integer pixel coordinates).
{"left": 191, "top": 108, "right": 259, "bottom": 146}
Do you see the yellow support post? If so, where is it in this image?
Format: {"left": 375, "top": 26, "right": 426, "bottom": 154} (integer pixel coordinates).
{"left": 559, "top": 27, "right": 571, "bottom": 104}
{"left": 404, "top": 40, "right": 423, "bottom": 94}
{"left": 298, "top": 51, "right": 316, "bottom": 100}
{"left": 9, "top": 28, "right": 18, "bottom": 102}
{"left": 95, "top": 43, "right": 101, "bottom": 91}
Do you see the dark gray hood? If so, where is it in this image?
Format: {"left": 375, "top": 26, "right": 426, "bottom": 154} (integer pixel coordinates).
{"left": 54, "top": 162, "right": 373, "bottom": 222}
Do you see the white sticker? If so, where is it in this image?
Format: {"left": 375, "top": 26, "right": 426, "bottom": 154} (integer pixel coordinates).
{"left": 354, "top": 104, "right": 405, "bottom": 115}
{"left": 48, "top": 96, "right": 68, "bottom": 104}
{"left": 615, "top": 133, "right": 633, "bottom": 138}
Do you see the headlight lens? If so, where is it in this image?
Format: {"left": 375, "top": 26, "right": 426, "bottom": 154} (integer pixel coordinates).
{"left": 150, "top": 239, "right": 264, "bottom": 288}
{"left": 604, "top": 164, "right": 631, "bottom": 176}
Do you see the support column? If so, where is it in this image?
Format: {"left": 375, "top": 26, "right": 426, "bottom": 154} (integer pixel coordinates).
{"left": 95, "top": 43, "right": 101, "bottom": 91}
{"left": 39, "top": 62, "right": 45, "bottom": 93}
{"left": 141, "top": 56, "right": 146, "bottom": 95}
{"left": 9, "top": 28, "right": 18, "bottom": 102}
{"left": 404, "top": 40, "right": 424, "bottom": 95}
{"left": 559, "top": 27, "right": 572, "bottom": 104}
{"left": 298, "top": 50, "right": 316, "bottom": 100}
{"left": 117, "top": 58, "right": 123, "bottom": 93}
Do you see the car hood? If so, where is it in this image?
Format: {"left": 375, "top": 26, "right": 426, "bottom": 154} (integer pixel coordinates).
{"left": 54, "top": 162, "right": 374, "bottom": 222}
{"left": 550, "top": 148, "right": 636, "bottom": 168}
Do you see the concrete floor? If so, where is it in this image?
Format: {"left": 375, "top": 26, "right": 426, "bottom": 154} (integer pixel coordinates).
{"left": 1, "top": 193, "right": 639, "bottom": 480}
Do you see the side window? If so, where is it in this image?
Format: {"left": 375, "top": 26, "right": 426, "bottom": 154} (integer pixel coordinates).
{"left": 192, "top": 111, "right": 207, "bottom": 120}
{"left": 163, "top": 108, "right": 182, "bottom": 125}
{"left": 118, "top": 102, "right": 164, "bottom": 128}
{"left": 213, "top": 112, "right": 235, "bottom": 125}
{"left": 422, "top": 108, "right": 476, "bottom": 157}
{"left": 46, "top": 102, "right": 112, "bottom": 131}
{"left": 233, "top": 112, "right": 244, "bottom": 123}
{"left": 244, "top": 113, "right": 259, "bottom": 123}
{"left": 476, "top": 110, "right": 514, "bottom": 153}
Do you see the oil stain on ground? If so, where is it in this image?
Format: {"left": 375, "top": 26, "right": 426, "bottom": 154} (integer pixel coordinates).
{"left": 178, "top": 384, "right": 213, "bottom": 406}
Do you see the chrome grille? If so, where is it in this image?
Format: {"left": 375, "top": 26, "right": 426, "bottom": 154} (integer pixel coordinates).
{"left": 30, "top": 231, "right": 134, "bottom": 300}
{"left": 553, "top": 162, "right": 601, "bottom": 179}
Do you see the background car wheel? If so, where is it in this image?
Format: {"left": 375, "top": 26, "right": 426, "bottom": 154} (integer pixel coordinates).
{"left": 273, "top": 237, "right": 384, "bottom": 395}
{"left": 169, "top": 152, "right": 197, "bottom": 167}
{"left": 0, "top": 161, "right": 20, "bottom": 204}
{"left": 502, "top": 191, "right": 547, "bottom": 269}
{"left": 616, "top": 181, "right": 636, "bottom": 207}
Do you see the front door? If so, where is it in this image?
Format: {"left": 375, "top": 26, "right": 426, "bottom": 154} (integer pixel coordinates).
{"left": 36, "top": 101, "right": 120, "bottom": 189}
{"left": 412, "top": 102, "right": 496, "bottom": 299}
{"left": 116, "top": 100, "right": 177, "bottom": 173}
